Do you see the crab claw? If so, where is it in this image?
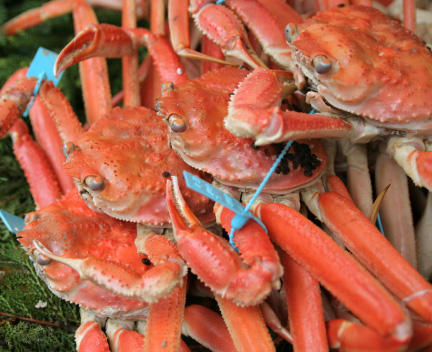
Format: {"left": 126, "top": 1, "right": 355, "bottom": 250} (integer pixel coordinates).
{"left": 32, "top": 239, "right": 186, "bottom": 303}
{"left": 224, "top": 68, "right": 353, "bottom": 146}
{"left": 166, "top": 176, "right": 282, "bottom": 306}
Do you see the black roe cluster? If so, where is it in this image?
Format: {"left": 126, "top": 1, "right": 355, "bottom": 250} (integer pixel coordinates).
{"left": 273, "top": 141, "right": 321, "bottom": 177}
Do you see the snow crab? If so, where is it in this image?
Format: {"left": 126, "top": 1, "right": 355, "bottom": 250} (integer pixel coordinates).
{"left": 223, "top": 5, "right": 432, "bottom": 193}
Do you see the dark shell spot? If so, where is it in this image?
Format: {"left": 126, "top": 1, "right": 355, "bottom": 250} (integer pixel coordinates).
{"left": 162, "top": 171, "right": 171, "bottom": 178}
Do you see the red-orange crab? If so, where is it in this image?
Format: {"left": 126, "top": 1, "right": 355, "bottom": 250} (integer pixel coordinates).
{"left": 224, "top": 5, "right": 432, "bottom": 192}
{"left": 156, "top": 64, "right": 432, "bottom": 350}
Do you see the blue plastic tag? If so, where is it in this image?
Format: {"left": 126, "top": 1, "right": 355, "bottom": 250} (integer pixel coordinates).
{"left": 0, "top": 210, "right": 25, "bottom": 234}
{"left": 183, "top": 171, "right": 267, "bottom": 233}
{"left": 24, "top": 47, "right": 64, "bottom": 117}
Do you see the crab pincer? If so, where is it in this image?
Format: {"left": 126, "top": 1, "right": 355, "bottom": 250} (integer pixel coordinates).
{"left": 166, "top": 176, "right": 282, "bottom": 307}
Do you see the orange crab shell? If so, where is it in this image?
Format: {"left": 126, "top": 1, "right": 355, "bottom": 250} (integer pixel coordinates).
{"left": 290, "top": 5, "right": 432, "bottom": 132}
{"left": 18, "top": 191, "right": 148, "bottom": 317}
{"left": 63, "top": 106, "right": 215, "bottom": 226}
{"left": 156, "top": 67, "right": 326, "bottom": 193}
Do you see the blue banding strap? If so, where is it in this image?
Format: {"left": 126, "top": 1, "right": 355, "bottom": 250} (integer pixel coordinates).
{"left": 216, "top": 0, "right": 226, "bottom": 4}
{"left": 0, "top": 210, "right": 25, "bottom": 234}
{"left": 23, "top": 47, "right": 64, "bottom": 117}
{"left": 376, "top": 212, "right": 385, "bottom": 235}
{"left": 184, "top": 140, "right": 293, "bottom": 251}
{"left": 228, "top": 141, "right": 293, "bottom": 249}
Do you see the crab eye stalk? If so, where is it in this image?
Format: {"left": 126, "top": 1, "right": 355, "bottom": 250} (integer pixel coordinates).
{"left": 85, "top": 175, "right": 105, "bottom": 192}
{"left": 285, "top": 23, "right": 298, "bottom": 43}
{"left": 63, "top": 141, "right": 76, "bottom": 158}
{"left": 313, "top": 56, "right": 332, "bottom": 74}
{"left": 168, "top": 114, "right": 187, "bottom": 133}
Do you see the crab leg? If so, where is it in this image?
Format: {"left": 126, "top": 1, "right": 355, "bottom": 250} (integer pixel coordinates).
{"left": 417, "top": 192, "right": 432, "bottom": 280}
{"left": 387, "top": 136, "right": 432, "bottom": 192}
{"left": 341, "top": 141, "right": 373, "bottom": 217}
{"left": 9, "top": 119, "right": 62, "bottom": 208}
{"left": 166, "top": 177, "right": 282, "bottom": 306}
{"left": 182, "top": 304, "right": 237, "bottom": 352}
{"left": 223, "top": 0, "right": 301, "bottom": 70}
{"left": 281, "top": 251, "right": 328, "bottom": 351}
{"left": 142, "top": 279, "right": 187, "bottom": 352}
{"left": 327, "top": 319, "right": 407, "bottom": 352}
{"left": 168, "top": 0, "right": 264, "bottom": 68}
{"left": 0, "top": 77, "right": 37, "bottom": 139}
{"left": 256, "top": 202, "right": 411, "bottom": 341}
{"left": 375, "top": 144, "right": 417, "bottom": 268}
{"left": 76, "top": 308, "right": 110, "bottom": 352}
{"left": 106, "top": 319, "right": 144, "bottom": 352}
{"left": 216, "top": 295, "right": 276, "bottom": 352}
{"left": 302, "top": 182, "right": 432, "bottom": 324}
{"left": 121, "top": 0, "right": 140, "bottom": 107}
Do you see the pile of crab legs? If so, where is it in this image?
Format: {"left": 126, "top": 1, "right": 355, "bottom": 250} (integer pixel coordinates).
{"left": 1, "top": 0, "right": 432, "bottom": 351}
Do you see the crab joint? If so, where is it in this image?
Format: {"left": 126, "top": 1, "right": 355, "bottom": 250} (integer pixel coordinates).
{"left": 285, "top": 23, "right": 298, "bottom": 43}
{"left": 85, "top": 175, "right": 105, "bottom": 192}
{"left": 313, "top": 56, "right": 332, "bottom": 74}
{"left": 168, "top": 115, "right": 187, "bottom": 133}
{"left": 62, "top": 141, "right": 76, "bottom": 158}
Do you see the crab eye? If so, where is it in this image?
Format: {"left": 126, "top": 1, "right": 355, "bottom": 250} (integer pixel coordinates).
{"left": 161, "top": 81, "right": 174, "bottom": 95}
{"left": 285, "top": 23, "right": 298, "bottom": 43}
{"left": 168, "top": 114, "right": 187, "bottom": 133}
{"left": 33, "top": 250, "right": 53, "bottom": 266}
{"left": 313, "top": 56, "right": 332, "bottom": 74}
{"left": 85, "top": 175, "right": 105, "bottom": 192}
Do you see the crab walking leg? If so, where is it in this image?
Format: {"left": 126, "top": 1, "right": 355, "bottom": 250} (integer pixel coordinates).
{"left": 38, "top": 81, "right": 83, "bottom": 143}
{"left": 201, "top": 36, "right": 225, "bottom": 75}
{"left": 216, "top": 295, "right": 276, "bottom": 352}
{"left": 142, "top": 280, "right": 187, "bottom": 352}
{"left": 121, "top": 0, "right": 140, "bottom": 107}
{"left": 106, "top": 319, "right": 144, "bottom": 352}
{"left": 257, "top": 203, "right": 411, "bottom": 340}
{"left": 0, "top": 77, "right": 37, "bottom": 139}
{"left": 182, "top": 305, "right": 237, "bottom": 352}
{"left": 387, "top": 136, "right": 432, "bottom": 192}
{"left": 327, "top": 319, "right": 407, "bottom": 352}
{"left": 76, "top": 308, "right": 109, "bottom": 352}
{"left": 9, "top": 119, "right": 62, "bottom": 208}
{"left": 1, "top": 0, "right": 77, "bottom": 35}
{"left": 167, "top": 0, "right": 254, "bottom": 67}
{"left": 166, "top": 177, "right": 282, "bottom": 306}
{"left": 223, "top": 0, "right": 304, "bottom": 70}
{"left": 303, "top": 187, "right": 432, "bottom": 323}
{"left": 281, "top": 251, "right": 328, "bottom": 352}
{"left": 341, "top": 141, "right": 373, "bottom": 217}
{"left": 72, "top": 0, "right": 112, "bottom": 124}
{"left": 28, "top": 97, "right": 76, "bottom": 194}
{"left": 260, "top": 301, "right": 293, "bottom": 343}
{"left": 224, "top": 67, "right": 353, "bottom": 145}
{"left": 375, "top": 145, "right": 417, "bottom": 268}
{"left": 417, "top": 193, "right": 432, "bottom": 280}
{"left": 0, "top": 67, "right": 28, "bottom": 95}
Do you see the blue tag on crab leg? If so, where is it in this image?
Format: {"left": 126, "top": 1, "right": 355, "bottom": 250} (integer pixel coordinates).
{"left": 23, "top": 47, "right": 64, "bottom": 117}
